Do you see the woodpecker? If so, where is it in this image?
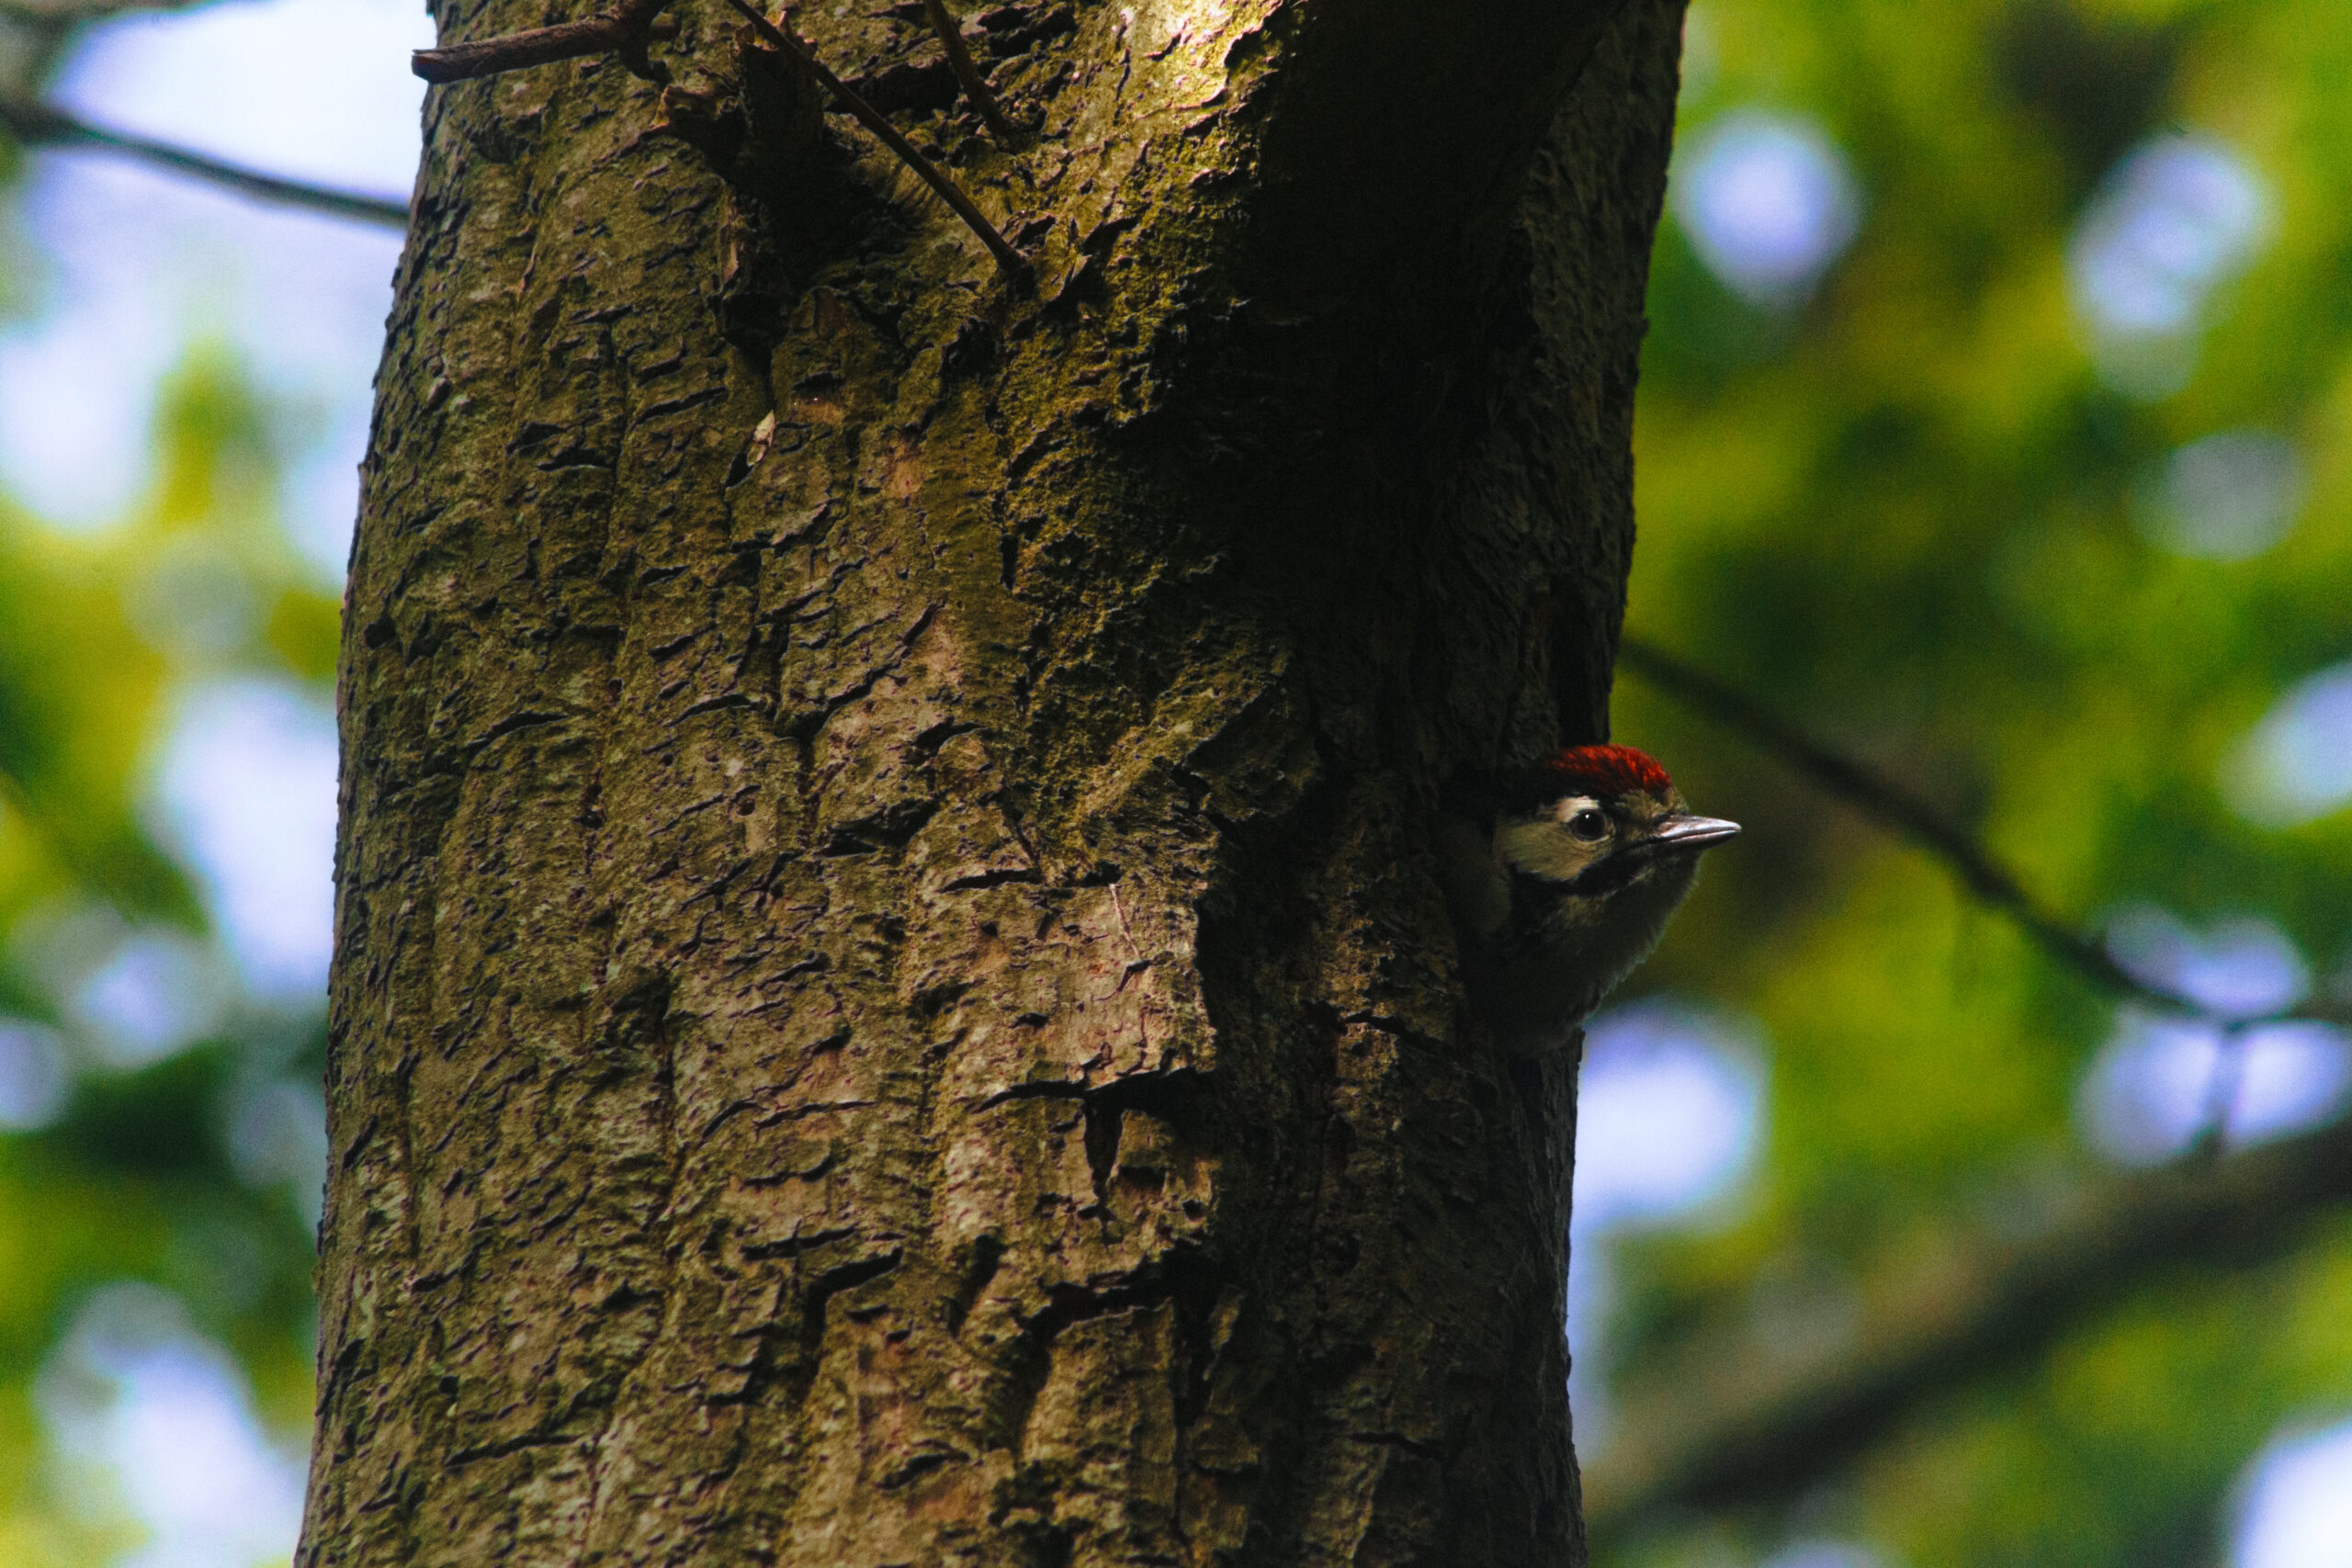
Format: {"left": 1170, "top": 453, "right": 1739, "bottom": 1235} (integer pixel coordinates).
{"left": 1436, "top": 744, "right": 1739, "bottom": 1056}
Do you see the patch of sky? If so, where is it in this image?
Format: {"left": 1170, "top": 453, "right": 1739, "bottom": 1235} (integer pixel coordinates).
{"left": 0, "top": 0, "right": 429, "bottom": 573}
{"left": 2133, "top": 430, "right": 2306, "bottom": 560}
{"left": 2068, "top": 133, "right": 2270, "bottom": 399}
{"left": 2225, "top": 662, "right": 2352, "bottom": 829}
{"left": 36, "top": 1282, "right": 306, "bottom": 1568}
{"left": 2078, "top": 908, "right": 2349, "bottom": 1166}
{"left": 51, "top": 0, "right": 432, "bottom": 192}
{"left": 2233, "top": 1416, "right": 2352, "bottom": 1568}
{"left": 1568, "top": 997, "right": 1767, "bottom": 1448}
{"left": 1671, "top": 109, "right": 1861, "bottom": 307}
{"left": 150, "top": 677, "right": 339, "bottom": 1009}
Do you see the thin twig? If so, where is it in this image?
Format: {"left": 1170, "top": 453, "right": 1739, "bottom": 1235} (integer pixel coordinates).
{"left": 922, "top": 0, "right": 1018, "bottom": 140}
{"left": 0, "top": 97, "right": 411, "bottom": 228}
{"left": 413, "top": 0, "right": 678, "bottom": 85}
{"left": 1616, "top": 637, "right": 2350, "bottom": 1030}
{"left": 718, "top": 0, "right": 1027, "bottom": 276}
{"left": 1583, "top": 1102, "right": 2352, "bottom": 1535}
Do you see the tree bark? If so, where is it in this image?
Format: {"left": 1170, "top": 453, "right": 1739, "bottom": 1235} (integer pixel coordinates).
{"left": 305, "top": 2, "right": 1684, "bottom": 1563}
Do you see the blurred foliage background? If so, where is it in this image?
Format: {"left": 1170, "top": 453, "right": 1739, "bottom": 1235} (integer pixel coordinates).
{"left": 1593, "top": 1, "right": 2352, "bottom": 1565}
{"left": 0, "top": 351, "right": 337, "bottom": 1562}
{"left": 0, "top": 0, "right": 409, "bottom": 1556}
{"left": 0, "top": 0, "right": 2346, "bottom": 1565}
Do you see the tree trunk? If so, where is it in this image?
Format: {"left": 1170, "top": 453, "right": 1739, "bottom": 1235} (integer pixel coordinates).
{"left": 305, "top": 2, "right": 1683, "bottom": 1562}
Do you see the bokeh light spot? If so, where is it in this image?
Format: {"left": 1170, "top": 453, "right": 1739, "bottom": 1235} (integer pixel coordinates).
{"left": 2234, "top": 1417, "right": 2352, "bottom": 1568}
{"left": 2135, "top": 430, "right": 2305, "bottom": 560}
{"left": 2107, "top": 905, "right": 2308, "bottom": 1020}
{"left": 2072, "top": 134, "right": 2268, "bottom": 334}
{"left": 1575, "top": 998, "right": 1767, "bottom": 1227}
{"left": 2226, "top": 662, "right": 2352, "bottom": 829}
{"left": 1569, "top": 998, "right": 1767, "bottom": 1447}
{"left": 2081, "top": 1015, "right": 2351, "bottom": 1166}
{"left": 1672, "top": 110, "right": 1861, "bottom": 305}
{"left": 2070, "top": 133, "right": 2269, "bottom": 396}
{"left": 70, "top": 931, "right": 234, "bottom": 1069}
{"left": 36, "top": 1284, "right": 306, "bottom": 1568}
{"left": 0, "top": 1019, "right": 71, "bottom": 1130}
{"left": 2081, "top": 910, "right": 2349, "bottom": 1165}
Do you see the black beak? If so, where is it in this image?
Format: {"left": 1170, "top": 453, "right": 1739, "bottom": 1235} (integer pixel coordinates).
{"left": 1645, "top": 813, "right": 1741, "bottom": 852}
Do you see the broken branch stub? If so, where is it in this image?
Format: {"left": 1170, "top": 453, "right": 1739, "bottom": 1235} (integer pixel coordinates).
{"left": 412, "top": 0, "right": 681, "bottom": 85}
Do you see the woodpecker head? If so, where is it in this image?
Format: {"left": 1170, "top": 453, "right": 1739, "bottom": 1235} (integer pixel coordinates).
{"left": 1435, "top": 744, "right": 1738, "bottom": 1056}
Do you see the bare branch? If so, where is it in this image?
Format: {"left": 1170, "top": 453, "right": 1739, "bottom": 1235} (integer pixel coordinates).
{"left": 716, "top": 0, "right": 1027, "bottom": 277}
{"left": 0, "top": 96, "right": 410, "bottom": 227}
{"left": 1582, "top": 1107, "right": 2352, "bottom": 1536}
{"left": 922, "top": 0, "right": 1017, "bottom": 141}
{"left": 1617, "top": 637, "right": 2350, "bottom": 1030}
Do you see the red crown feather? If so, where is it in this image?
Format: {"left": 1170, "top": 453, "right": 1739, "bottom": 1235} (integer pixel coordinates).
{"left": 1537, "top": 744, "right": 1672, "bottom": 797}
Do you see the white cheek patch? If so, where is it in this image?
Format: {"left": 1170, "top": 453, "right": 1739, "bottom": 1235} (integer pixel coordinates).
{"left": 1552, "top": 795, "right": 1601, "bottom": 824}
{"left": 1497, "top": 815, "right": 1604, "bottom": 883}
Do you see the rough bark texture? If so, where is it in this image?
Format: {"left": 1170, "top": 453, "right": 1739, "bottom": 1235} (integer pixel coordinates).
{"left": 307, "top": 3, "right": 1684, "bottom": 1563}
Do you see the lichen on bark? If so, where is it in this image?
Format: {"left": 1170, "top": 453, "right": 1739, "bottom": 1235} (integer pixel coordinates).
{"left": 307, "top": 2, "right": 1686, "bottom": 1562}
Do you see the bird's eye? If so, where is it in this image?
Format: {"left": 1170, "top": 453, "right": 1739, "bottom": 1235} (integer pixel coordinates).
{"left": 1566, "top": 808, "right": 1610, "bottom": 841}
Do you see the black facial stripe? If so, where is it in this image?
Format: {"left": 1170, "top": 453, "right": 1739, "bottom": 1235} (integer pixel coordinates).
{"left": 1560, "top": 850, "right": 1651, "bottom": 897}
{"left": 1509, "top": 852, "right": 1636, "bottom": 927}
{"left": 1510, "top": 839, "right": 1685, "bottom": 907}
